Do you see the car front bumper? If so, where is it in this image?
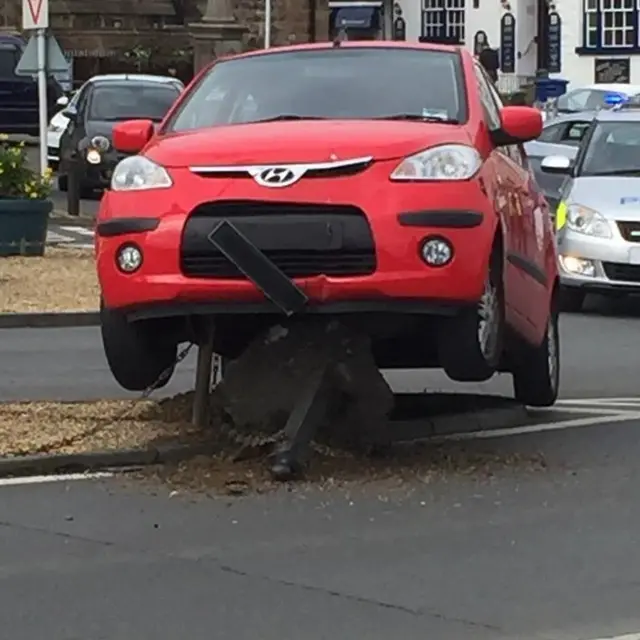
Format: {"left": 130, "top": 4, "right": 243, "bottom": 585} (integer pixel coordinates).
{"left": 96, "top": 163, "right": 500, "bottom": 318}
{"left": 557, "top": 226, "right": 640, "bottom": 293}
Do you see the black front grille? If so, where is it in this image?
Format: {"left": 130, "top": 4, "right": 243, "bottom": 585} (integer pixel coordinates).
{"left": 617, "top": 221, "right": 640, "bottom": 242}
{"left": 602, "top": 262, "right": 640, "bottom": 282}
{"left": 181, "top": 201, "right": 376, "bottom": 279}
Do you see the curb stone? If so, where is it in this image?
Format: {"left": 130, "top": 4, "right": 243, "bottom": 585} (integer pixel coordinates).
{"left": 0, "top": 312, "right": 100, "bottom": 329}
{"left": 393, "top": 403, "right": 528, "bottom": 444}
{"left": 0, "top": 442, "right": 221, "bottom": 478}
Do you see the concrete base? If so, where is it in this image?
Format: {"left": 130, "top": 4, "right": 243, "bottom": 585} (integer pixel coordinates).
{"left": 189, "top": 19, "right": 247, "bottom": 72}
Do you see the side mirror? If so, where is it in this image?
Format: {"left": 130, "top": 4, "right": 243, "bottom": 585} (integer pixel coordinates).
{"left": 540, "top": 155, "right": 572, "bottom": 174}
{"left": 61, "top": 106, "right": 78, "bottom": 121}
{"left": 491, "top": 106, "right": 543, "bottom": 146}
{"left": 56, "top": 95, "right": 69, "bottom": 108}
{"left": 112, "top": 119, "right": 155, "bottom": 154}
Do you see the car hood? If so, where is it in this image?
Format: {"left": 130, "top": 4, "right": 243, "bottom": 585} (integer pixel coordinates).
{"left": 145, "top": 120, "right": 470, "bottom": 168}
{"left": 85, "top": 120, "right": 118, "bottom": 141}
{"left": 570, "top": 176, "right": 640, "bottom": 219}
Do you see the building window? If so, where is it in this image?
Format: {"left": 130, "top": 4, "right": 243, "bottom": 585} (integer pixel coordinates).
{"left": 421, "top": 0, "right": 465, "bottom": 44}
{"left": 582, "top": 0, "right": 639, "bottom": 50}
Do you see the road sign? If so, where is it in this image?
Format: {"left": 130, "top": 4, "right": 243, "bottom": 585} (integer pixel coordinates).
{"left": 15, "top": 33, "right": 69, "bottom": 75}
{"left": 22, "top": 0, "right": 48, "bottom": 30}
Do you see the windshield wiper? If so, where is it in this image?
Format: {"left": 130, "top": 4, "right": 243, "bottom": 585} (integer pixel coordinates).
{"left": 373, "top": 113, "right": 459, "bottom": 124}
{"left": 251, "top": 115, "right": 329, "bottom": 123}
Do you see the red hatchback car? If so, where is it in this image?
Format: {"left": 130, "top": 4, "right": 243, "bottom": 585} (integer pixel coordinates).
{"left": 95, "top": 41, "right": 560, "bottom": 407}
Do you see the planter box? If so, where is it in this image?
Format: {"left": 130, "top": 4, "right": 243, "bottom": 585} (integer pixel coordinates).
{"left": 0, "top": 198, "right": 52, "bottom": 257}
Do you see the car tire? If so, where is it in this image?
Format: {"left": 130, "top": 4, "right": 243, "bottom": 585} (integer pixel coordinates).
{"left": 512, "top": 303, "right": 560, "bottom": 407}
{"left": 439, "top": 251, "right": 504, "bottom": 382}
{"left": 559, "top": 287, "right": 585, "bottom": 313}
{"left": 100, "top": 302, "right": 178, "bottom": 392}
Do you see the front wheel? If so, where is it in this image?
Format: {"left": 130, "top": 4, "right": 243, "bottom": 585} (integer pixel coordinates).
{"left": 100, "top": 303, "right": 178, "bottom": 392}
{"left": 511, "top": 305, "right": 560, "bottom": 407}
{"left": 439, "top": 254, "right": 505, "bottom": 382}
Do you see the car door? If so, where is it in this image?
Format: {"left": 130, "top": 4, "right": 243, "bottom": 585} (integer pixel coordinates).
{"left": 485, "top": 79, "right": 552, "bottom": 333}
{"left": 0, "top": 41, "right": 38, "bottom": 134}
{"left": 525, "top": 118, "right": 589, "bottom": 211}
{"left": 59, "top": 83, "right": 91, "bottom": 173}
{"left": 473, "top": 63, "right": 530, "bottom": 333}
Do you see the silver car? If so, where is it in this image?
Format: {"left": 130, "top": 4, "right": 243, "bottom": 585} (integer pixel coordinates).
{"left": 525, "top": 112, "right": 595, "bottom": 212}
{"left": 540, "top": 106, "right": 640, "bottom": 311}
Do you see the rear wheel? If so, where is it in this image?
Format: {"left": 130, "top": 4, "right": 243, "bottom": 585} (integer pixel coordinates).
{"left": 512, "top": 303, "right": 559, "bottom": 407}
{"left": 100, "top": 302, "right": 178, "bottom": 392}
{"left": 439, "top": 252, "right": 504, "bottom": 382}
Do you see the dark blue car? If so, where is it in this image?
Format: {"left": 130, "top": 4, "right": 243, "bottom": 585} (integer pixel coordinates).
{"left": 0, "top": 33, "right": 63, "bottom": 135}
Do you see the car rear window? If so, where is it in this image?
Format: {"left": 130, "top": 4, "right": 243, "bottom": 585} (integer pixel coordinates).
{"left": 165, "top": 47, "right": 467, "bottom": 132}
{"left": 88, "top": 83, "right": 181, "bottom": 122}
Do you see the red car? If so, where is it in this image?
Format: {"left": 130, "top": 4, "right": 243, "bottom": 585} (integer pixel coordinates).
{"left": 96, "top": 41, "right": 559, "bottom": 407}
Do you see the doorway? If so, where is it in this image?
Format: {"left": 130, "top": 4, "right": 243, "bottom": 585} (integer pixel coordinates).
{"left": 536, "top": 0, "right": 549, "bottom": 70}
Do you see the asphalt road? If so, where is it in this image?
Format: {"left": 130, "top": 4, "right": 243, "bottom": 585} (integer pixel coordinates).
{"left": 11, "top": 144, "right": 640, "bottom": 640}
{"left": 2, "top": 308, "right": 640, "bottom": 638}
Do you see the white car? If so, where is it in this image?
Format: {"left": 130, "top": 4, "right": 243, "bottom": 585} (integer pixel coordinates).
{"left": 47, "top": 90, "right": 79, "bottom": 168}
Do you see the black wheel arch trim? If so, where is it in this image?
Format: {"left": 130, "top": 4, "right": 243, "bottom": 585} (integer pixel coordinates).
{"left": 397, "top": 210, "right": 483, "bottom": 228}
{"left": 506, "top": 252, "right": 548, "bottom": 286}
{"left": 96, "top": 217, "right": 160, "bottom": 238}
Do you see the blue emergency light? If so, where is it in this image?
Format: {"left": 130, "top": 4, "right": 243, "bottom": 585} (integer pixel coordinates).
{"left": 604, "top": 92, "right": 628, "bottom": 106}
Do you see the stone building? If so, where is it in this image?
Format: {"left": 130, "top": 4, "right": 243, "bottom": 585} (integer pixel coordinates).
{"left": 0, "top": 0, "right": 329, "bottom": 85}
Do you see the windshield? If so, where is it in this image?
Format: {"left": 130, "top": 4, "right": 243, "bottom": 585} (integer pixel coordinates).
{"left": 557, "top": 88, "right": 625, "bottom": 113}
{"left": 579, "top": 120, "right": 640, "bottom": 176}
{"left": 88, "top": 83, "right": 181, "bottom": 122}
{"left": 165, "top": 47, "right": 466, "bottom": 132}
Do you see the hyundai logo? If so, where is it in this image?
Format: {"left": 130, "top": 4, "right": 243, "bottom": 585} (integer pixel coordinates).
{"left": 251, "top": 166, "right": 305, "bottom": 188}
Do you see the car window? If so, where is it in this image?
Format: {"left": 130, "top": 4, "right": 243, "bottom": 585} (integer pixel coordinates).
{"left": 537, "top": 123, "right": 562, "bottom": 142}
{"left": 559, "top": 121, "right": 591, "bottom": 145}
{"left": 558, "top": 88, "right": 627, "bottom": 112}
{"left": 473, "top": 63, "right": 501, "bottom": 129}
{"left": 0, "top": 43, "right": 19, "bottom": 77}
{"left": 88, "top": 83, "right": 181, "bottom": 121}
{"left": 578, "top": 120, "right": 640, "bottom": 176}
{"left": 165, "top": 48, "right": 467, "bottom": 132}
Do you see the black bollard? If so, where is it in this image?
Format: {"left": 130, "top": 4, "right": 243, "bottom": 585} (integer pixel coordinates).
{"left": 66, "top": 160, "right": 80, "bottom": 217}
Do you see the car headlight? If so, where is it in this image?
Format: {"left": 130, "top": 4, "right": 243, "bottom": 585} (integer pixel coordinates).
{"left": 565, "top": 204, "right": 612, "bottom": 238}
{"left": 111, "top": 156, "right": 172, "bottom": 192}
{"left": 390, "top": 144, "right": 482, "bottom": 181}
{"left": 91, "top": 135, "right": 110, "bottom": 152}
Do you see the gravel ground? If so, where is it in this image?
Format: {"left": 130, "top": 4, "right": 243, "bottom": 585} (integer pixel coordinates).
{"left": 1, "top": 247, "right": 98, "bottom": 312}
{"left": 0, "top": 392, "right": 547, "bottom": 495}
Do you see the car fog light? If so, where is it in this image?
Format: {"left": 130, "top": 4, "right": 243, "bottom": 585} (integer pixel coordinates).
{"left": 559, "top": 255, "right": 595, "bottom": 277}
{"left": 420, "top": 236, "right": 453, "bottom": 266}
{"left": 116, "top": 244, "right": 143, "bottom": 273}
{"left": 86, "top": 149, "right": 101, "bottom": 164}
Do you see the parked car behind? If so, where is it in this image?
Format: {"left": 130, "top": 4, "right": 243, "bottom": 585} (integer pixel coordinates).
{"left": 0, "top": 33, "right": 64, "bottom": 135}
{"left": 57, "top": 73, "right": 183, "bottom": 196}
{"left": 525, "top": 112, "right": 595, "bottom": 212}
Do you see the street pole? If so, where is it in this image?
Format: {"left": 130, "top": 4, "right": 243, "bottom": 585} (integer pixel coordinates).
{"left": 264, "top": 0, "right": 271, "bottom": 47}
{"left": 36, "top": 28, "right": 47, "bottom": 176}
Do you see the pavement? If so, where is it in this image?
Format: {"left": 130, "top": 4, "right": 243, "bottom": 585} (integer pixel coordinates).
{"left": 2, "top": 306, "right": 640, "bottom": 639}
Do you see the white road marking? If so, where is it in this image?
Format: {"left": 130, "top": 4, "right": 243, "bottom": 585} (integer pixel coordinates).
{"left": 427, "top": 411, "right": 640, "bottom": 443}
{"left": 46, "top": 230, "right": 74, "bottom": 243}
{"left": 0, "top": 472, "right": 112, "bottom": 487}
{"left": 60, "top": 225, "right": 94, "bottom": 237}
